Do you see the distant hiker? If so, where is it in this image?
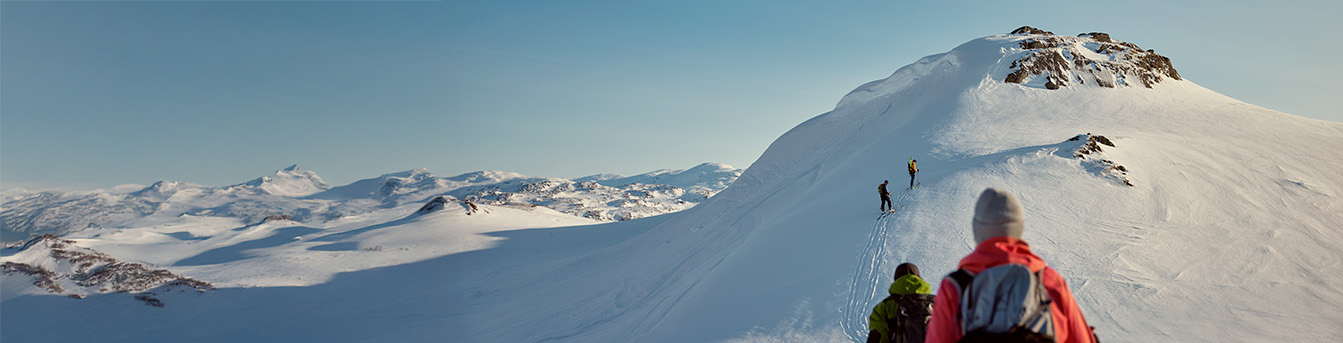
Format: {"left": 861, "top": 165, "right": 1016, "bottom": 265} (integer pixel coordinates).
{"left": 879, "top": 181, "right": 894, "bottom": 212}
{"left": 907, "top": 158, "right": 919, "bottom": 189}
{"left": 868, "top": 262, "right": 935, "bottom": 343}
{"left": 925, "top": 188, "right": 1098, "bottom": 343}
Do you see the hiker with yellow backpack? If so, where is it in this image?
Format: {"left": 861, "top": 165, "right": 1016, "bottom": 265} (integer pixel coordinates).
{"left": 907, "top": 158, "right": 919, "bottom": 189}
{"left": 878, "top": 180, "right": 894, "bottom": 212}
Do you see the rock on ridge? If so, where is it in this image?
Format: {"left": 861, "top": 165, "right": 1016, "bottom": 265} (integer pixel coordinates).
{"left": 1067, "top": 134, "right": 1133, "bottom": 187}
{"left": 416, "top": 196, "right": 451, "bottom": 214}
{"left": 0, "top": 234, "right": 214, "bottom": 305}
{"left": 1010, "top": 26, "right": 1054, "bottom": 35}
{"left": 1004, "top": 26, "right": 1181, "bottom": 89}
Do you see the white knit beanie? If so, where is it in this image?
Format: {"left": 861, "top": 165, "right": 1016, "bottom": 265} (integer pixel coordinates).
{"left": 972, "top": 187, "right": 1025, "bottom": 244}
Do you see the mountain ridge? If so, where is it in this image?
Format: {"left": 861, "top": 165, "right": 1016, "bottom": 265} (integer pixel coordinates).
{"left": 439, "top": 27, "right": 1343, "bottom": 342}
{"left": 0, "top": 163, "right": 742, "bottom": 241}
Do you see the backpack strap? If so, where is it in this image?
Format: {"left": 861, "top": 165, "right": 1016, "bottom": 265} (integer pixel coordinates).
{"left": 879, "top": 293, "right": 902, "bottom": 337}
{"left": 947, "top": 269, "right": 974, "bottom": 290}
{"left": 945, "top": 269, "right": 975, "bottom": 334}
{"left": 881, "top": 293, "right": 901, "bottom": 304}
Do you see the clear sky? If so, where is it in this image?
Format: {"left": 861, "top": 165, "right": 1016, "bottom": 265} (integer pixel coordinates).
{"left": 3, "top": 0, "right": 1339, "bottom": 191}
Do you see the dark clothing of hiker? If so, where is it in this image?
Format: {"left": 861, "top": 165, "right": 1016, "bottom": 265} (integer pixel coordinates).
{"left": 869, "top": 263, "right": 934, "bottom": 343}
{"left": 879, "top": 182, "right": 893, "bottom": 212}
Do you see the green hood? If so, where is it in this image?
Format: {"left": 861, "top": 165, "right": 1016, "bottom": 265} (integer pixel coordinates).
{"left": 888, "top": 274, "right": 932, "bottom": 295}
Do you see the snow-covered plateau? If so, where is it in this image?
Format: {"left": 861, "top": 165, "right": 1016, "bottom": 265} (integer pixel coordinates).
{"left": 1, "top": 162, "right": 743, "bottom": 242}
{"left": 3, "top": 27, "right": 1341, "bottom": 343}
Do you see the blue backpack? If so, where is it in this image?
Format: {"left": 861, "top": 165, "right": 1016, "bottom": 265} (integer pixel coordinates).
{"left": 946, "top": 264, "right": 1056, "bottom": 343}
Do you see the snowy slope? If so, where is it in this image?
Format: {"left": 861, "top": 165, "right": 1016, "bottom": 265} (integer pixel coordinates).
{"left": 439, "top": 28, "right": 1343, "bottom": 342}
{"left": 0, "top": 200, "right": 612, "bottom": 342}
{"left": 3, "top": 28, "right": 1342, "bottom": 343}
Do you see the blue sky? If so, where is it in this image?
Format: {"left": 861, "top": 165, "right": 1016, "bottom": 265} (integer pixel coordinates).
{"left": 3, "top": 0, "right": 1339, "bottom": 190}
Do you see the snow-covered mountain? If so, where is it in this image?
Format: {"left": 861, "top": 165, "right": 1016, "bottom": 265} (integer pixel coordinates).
{"left": 576, "top": 162, "right": 742, "bottom": 194}
{"left": 0, "top": 164, "right": 742, "bottom": 241}
{"left": 241, "top": 164, "right": 331, "bottom": 197}
{"left": 3, "top": 27, "right": 1341, "bottom": 343}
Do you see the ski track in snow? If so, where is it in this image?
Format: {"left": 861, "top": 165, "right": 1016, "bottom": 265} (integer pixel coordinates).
{"left": 840, "top": 187, "right": 916, "bottom": 341}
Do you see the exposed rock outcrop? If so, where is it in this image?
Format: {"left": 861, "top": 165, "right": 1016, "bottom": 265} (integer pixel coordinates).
{"left": 263, "top": 213, "right": 294, "bottom": 223}
{"left": 1010, "top": 26, "right": 1053, "bottom": 35}
{"left": 416, "top": 196, "right": 450, "bottom": 214}
{"left": 0, "top": 234, "right": 214, "bottom": 306}
{"left": 1005, "top": 27, "right": 1181, "bottom": 89}
{"left": 1068, "top": 134, "right": 1133, "bottom": 187}
{"left": 460, "top": 180, "right": 704, "bottom": 222}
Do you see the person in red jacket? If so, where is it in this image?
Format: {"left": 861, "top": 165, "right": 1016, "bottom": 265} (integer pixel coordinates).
{"left": 925, "top": 187, "right": 1097, "bottom": 343}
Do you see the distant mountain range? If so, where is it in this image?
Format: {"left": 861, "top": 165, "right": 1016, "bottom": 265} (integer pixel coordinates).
{"left": 0, "top": 163, "right": 741, "bottom": 241}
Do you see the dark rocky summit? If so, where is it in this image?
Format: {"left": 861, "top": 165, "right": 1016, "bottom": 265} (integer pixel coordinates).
{"left": 1005, "top": 27, "right": 1182, "bottom": 89}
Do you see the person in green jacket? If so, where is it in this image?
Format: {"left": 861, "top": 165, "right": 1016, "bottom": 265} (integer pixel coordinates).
{"left": 868, "top": 262, "right": 935, "bottom": 343}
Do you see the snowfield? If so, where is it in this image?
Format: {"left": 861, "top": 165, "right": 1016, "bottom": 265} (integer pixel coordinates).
{"left": 3, "top": 29, "right": 1341, "bottom": 343}
{"left": 1, "top": 163, "right": 742, "bottom": 241}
